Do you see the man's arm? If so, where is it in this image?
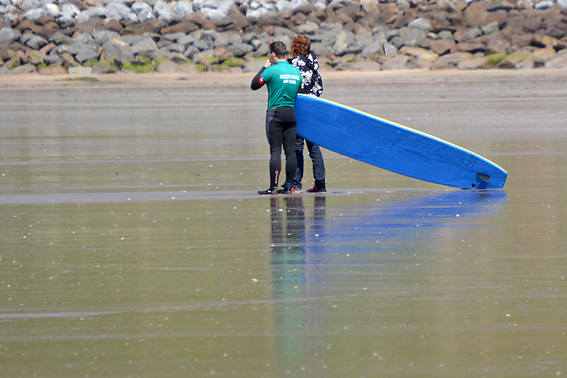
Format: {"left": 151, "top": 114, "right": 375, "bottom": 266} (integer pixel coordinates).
{"left": 251, "top": 67, "right": 266, "bottom": 90}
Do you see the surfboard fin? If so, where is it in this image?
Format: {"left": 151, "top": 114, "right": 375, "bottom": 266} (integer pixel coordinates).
{"left": 476, "top": 173, "right": 490, "bottom": 183}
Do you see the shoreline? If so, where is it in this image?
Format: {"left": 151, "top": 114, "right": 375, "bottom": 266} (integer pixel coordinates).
{"left": 2, "top": 67, "right": 567, "bottom": 91}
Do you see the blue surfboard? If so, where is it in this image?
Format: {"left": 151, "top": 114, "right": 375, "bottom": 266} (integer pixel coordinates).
{"left": 295, "top": 94, "right": 507, "bottom": 189}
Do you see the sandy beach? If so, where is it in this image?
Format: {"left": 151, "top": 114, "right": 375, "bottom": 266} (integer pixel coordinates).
{"left": 1, "top": 67, "right": 567, "bottom": 377}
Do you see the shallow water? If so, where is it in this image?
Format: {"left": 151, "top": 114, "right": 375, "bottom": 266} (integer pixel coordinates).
{"left": 1, "top": 71, "right": 566, "bottom": 377}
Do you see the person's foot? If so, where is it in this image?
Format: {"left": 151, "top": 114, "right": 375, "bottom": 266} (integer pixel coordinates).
{"left": 278, "top": 182, "right": 299, "bottom": 194}
{"left": 280, "top": 186, "right": 302, "bottom": 194}
{"left": 258, "top": 187, "right": 277, "bottom": 195}
{"left": 306, "top": 186, "right": 326, "bottom": 193}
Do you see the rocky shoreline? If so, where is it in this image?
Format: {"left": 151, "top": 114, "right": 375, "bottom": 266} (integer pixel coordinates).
{"left": 1, "top": 0, "right": 567, "bottom": 75}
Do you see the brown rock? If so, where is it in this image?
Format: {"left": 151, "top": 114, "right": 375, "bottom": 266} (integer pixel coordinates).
{"left": 464, "top": 1, "right": 489, "bottom": 27}
{"left": 498, "top": 50, "right": 534, "bottom": 69}
{"left": 456, "top": 41, "right": 485, "bottom": 53}
{"left": 457, "top": 55, "right": 490, "bottom": 69}
{"left": 161, "top": 21, "right": 200, "bottom": 35}
{"left": 15, "top": 18, "right": 44, "bottom": 35}
{"left": 509, "top": 32, "right": 534, "bottom": 50}
{"left": 186, "top": 11, "right": 215, "bottom": 30}
{"left": 431, "top": 52, "right": 472, "bottom": 69}
{"left": 39, "top": 65, "right": 67, "bottom": 75}
{"left": 425, "top": 10, "right": 455, "bottom": 32}
{"left": 124, "top": 20, "right": 164, "bottom": 35}
{"left": 212, "top": 47, "right": 234, "bottom": 62}
{"left": 37, "top": 15, "right": 56, "bottom": 26}
{"left": 26, "top": 49, "right": 44, "bottom": 65}
{"left": 176, "top": 62, "right": 199, "bottom": 74}
{"left": 532, "top": 48, "right": 556, "bottom": 65}
{"left": 485, "top": 36, "right": 511, "bottom": 54}
{"left": 156, "top": 60, "right": 178, "bottom": 73}
{"left": 429, "top": 38, "right": 455, "bottom": 55}
{"left": 73, "top": 17, "right": 104, "bottom": 35}
{"left": 381, "top": 55, "right": 410, "bottom": 70}
{"left": 214, "top": 9, "right": 249, "bottom": 32}
{"left": 103, "top": 19, "right": 124, "bottom": 33}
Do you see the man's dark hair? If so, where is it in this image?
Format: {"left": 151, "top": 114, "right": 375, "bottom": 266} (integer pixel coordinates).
{"left": 269, "top": 41, "right": 287, "bottom": 59}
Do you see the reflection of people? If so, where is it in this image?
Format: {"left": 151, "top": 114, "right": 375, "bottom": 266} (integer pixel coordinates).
{"left": 251, "top": 41, "right": 302, "bottom": 195}
{"left": 289, "top": 35, "right": 326, "bottom": 193}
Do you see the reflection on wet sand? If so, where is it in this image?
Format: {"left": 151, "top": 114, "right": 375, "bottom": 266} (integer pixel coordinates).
{"left": 269, "top": 190, "right": 506, "bottom": 372}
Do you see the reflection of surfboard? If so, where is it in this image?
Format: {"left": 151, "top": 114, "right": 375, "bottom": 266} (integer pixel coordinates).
{"left": 295, "top": 94, "right": 508, "bottom": 189}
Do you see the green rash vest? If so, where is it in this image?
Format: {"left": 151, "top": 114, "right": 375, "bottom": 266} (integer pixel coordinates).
{"left": 261, "top": 61, "right": 302, "bottom": 110}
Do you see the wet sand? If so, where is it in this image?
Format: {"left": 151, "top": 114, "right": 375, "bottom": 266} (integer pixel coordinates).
{"left": 1, "top": 69, "right": 567, "bottom": 377}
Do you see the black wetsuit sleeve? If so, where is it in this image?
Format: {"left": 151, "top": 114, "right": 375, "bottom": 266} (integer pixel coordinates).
{"left": 251, "top": 67, "right": 266, "bottom": 90}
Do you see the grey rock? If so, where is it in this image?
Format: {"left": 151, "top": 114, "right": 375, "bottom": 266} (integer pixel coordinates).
{"left": 131, "top": 36, "right": 158, "bottom": 58}
{"left": 333, "top": 30, "right": 355, "bottom": 56}
{"left": 105, "top": 2, "right": 137, "bottom": 22}
{"left": 178, "top": 34, "right": 195, "bottom": 46}
{"left": 154, "top": 1, "right": 176, "bottom": 22}
{"left": 120, "top": 35, "right": 144, "bottom": 45}
{"left": 193, "top": 39, "right": 210, "bottom": 51}
{"left": 11, "top": 63, "right": 37, "bottom": 74}
{"left": 44, "top": 49, "right": 61, "bottom": 65}
{"left": 535, "top": 1, "right": 554, "bottom": 9}
{"left": 545, "top": 50, "right": 567, "bottom": 68}
{"left": 68, "top": 66, "right": 93, "bottom": 75}
{"left": 23, "top": 8, "right": 47, "bottom": 21}
{"left": 481, "top": 21, "right": 499, "bottom": 35}
{"left": 408, "top": 18, "right": 432, "bottom": 31}
{"left": 295, "top": 21, "right": 319, "bottom": 35}
{"left": 92, "top": 30, "right": 120, "bottom": 45}
{"left": 172, "top": 2, "right": 194, "bottom": 18}
{"left": 102, "top": 38, "right": 134, "bottom": 62}
{"left": 399, "top": 27, "right": 426, "bottom": 47}
{"left": 438, "top": 30, "right": 454, "bottom": 40}
{"left": 183, "top": 45, "right": 199, "bottom": 59}
{"left": 383, "top": 42, "right": 398, "bottom": 57}
{"left": 0, "top": 27, "right": 21, "bottom": 50}
{"left": 361, "top": 40, "right": 383, "bottom": 58}
{"left": 58, "top": 3, "right": 80, "bottom": 24}
{"left": 227, "top": 42, "right": 253, "bottom": 57}
{"left": 163, "top": 32, "right": 187, "bottom": 42}
{"left": 24, "top": 34, "right": 48, "bottom": 50}
{"left": 21, "top": 0, "right": 39, "bottom": 10}
{"left": 75, "top": 44, "right": 99, "bottom": 63}
{"left": 199, "top": 0, "right": 233, "bottom": 22}
{"left": 49, "top": 32, "right": 72, "bottom": 45}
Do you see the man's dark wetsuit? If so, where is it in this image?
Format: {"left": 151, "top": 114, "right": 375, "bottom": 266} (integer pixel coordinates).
{"left": 251, "top": 60, "right": 302, "bottom": 193}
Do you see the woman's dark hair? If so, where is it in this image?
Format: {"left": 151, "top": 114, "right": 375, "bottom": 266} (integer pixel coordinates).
{"left": 291, "top": 35, "right": 311, "bottom": 57}
{"left": 269, "top": 41, "right": 287, "bottom": 58}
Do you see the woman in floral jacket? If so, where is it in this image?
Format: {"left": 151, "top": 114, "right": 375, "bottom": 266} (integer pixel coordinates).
{"left": 289, "top": 35, "right": 326, "bottom": 193}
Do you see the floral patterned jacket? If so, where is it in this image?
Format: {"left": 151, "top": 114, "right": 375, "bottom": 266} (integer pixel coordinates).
{"left": 289, "top": 52, "right": 323, "bottom": 98}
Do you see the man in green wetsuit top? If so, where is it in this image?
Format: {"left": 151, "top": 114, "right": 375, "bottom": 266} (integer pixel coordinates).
{"left": 251, "top": 41, "right": 302, "bottom": 195}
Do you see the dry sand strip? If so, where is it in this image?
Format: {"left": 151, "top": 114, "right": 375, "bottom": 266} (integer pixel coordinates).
{"left": 1, "top": 68, "right": 567, "bottom": 91}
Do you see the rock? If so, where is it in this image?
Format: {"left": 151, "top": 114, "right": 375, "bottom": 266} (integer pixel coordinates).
{"left": 381, "top": 55, "right": 409, "bottom": 70}
{"left": 156, "top": 59, "right": 178, "bottom": 73}
{"left": 464, "top": 1, "right": 489, "bottom": 27}
{"left": 432, "top": 52, "right": 472, "bottom": 69}
{"left": 68, "top": 66, "right": 92, "bottom": 75}
{"left": 26, "top": 48, "right": 44, "bottom": 65}
{"left": 102, "top": 38, "right": 134, "bottom": 62}
{"left": 161, "top": 21, "right": 200, "bottom": 35}
{"left": 38, "top": 65, "right": 67, "bottom": 75}
{"left": 429, "top": 38, "right": 456, "bottom": 55}
{"left": 408, "top": 17, "right": 432, "bottom": 31}
{"left": 131, "top": 36, "right": 158, "bottom": 58}
{"left": 545, "top": 50, "right": 567, "bottom": 68}
{"left": 457, "top": 55, "right": 490, "bottom": 69}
